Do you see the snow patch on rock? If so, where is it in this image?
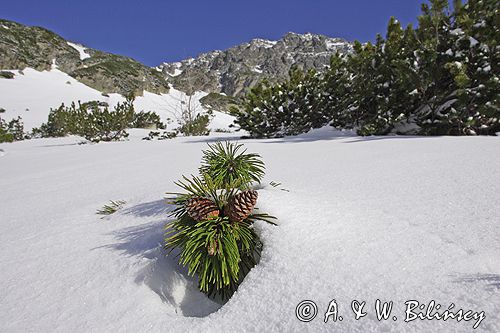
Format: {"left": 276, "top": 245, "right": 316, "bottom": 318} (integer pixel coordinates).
{"left": 67, "top": 42, "right": 91, "bottom": 60}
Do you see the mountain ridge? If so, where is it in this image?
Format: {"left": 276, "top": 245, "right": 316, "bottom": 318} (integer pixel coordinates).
{"left": 0, "top": 19, "right": 352, "bottom": 101}
{"left": 0, "top": 18, "right": 170, "bottom": 96}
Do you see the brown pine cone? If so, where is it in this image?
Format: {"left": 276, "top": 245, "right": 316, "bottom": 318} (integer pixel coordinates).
{"left": 224, "top": 190, "right": 258, "bottom": 223}
{"left": 185, "top": 197, "right": 220, "bottom": 221}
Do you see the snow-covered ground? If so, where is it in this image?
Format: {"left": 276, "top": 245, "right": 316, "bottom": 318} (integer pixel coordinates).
{"left": 0, "top": 68, "right": 232, "bottom": 131}
{"left": 1, "top": 129, "right": 499, "bottom": 332}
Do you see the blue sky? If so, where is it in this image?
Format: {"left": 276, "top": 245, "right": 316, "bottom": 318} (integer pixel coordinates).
{"left": 2, "top": 0, "right": 429, "bottom": 66}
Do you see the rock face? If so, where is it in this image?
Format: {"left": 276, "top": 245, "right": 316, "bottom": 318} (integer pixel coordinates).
{"left": 0, "top": 19, "right": 169, "bottom": 96}
{"left": 160, "top": 32, "right": 353, "bottom": 97}
{"left": 68, "top": 50, "right": 169, "bottom": 96}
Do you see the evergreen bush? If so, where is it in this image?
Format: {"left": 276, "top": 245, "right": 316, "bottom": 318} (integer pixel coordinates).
{"left": 232, "top": 66, "right": 325, "bottom": 138}
{"left": 33, "top": 98, "right": 135, "bottom": 142}
{"left": 0, "top": 116, "right": 25, "bottom": 143}
{"left": 142, "top": 130, "right": 177, "bottom": 140}
{"left": 178, "top": 113, "right": 211, "bottom": 136}
{"left": 34, "top": 98, "right": 167, "bottom": 142}
{"left": 165, "top": 142, "right": 276, "bottom": 301}
{"left": 233, "top": 0, "right": 499, "bottom": 137}
{"left": 131, "top": 111, "right": 165, "bottom": 129}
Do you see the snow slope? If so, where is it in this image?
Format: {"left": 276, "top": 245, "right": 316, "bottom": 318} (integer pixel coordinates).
{"left": 0, "top": 130, "right": 499, "bottom": 332}
{"left": 0, "top": 68, "right": 234, "bottom": 131}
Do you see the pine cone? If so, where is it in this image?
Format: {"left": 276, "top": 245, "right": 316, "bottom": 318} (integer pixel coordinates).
{"left": 185, "top": 197, "right": 219, "bottom": 221}
{"left": 224, "top": 190, "right": 258, "bottom": 223}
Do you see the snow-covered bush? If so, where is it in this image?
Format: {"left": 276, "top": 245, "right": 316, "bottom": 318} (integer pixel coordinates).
{"left": 33, "top": 98, "right": 135, "bottom": 142}
{"left": 232, "top": 66, "right": 326, "bottom": 138}
{"left": 233, "top": 0, "right": 499, "bottom": 137}
{"left": 165, "top": 142, "right": 276, "bottom": 301}
{"left": 34, "top": 98, "right": 165, "bottom": 142}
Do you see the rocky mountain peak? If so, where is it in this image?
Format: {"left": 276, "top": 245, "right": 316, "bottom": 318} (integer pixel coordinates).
{"left": 160, "top": 32, "right": 352, "bottom": 97}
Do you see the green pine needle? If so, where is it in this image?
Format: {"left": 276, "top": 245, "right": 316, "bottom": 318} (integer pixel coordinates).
{"left": 200, "top": 141, "right": 265, "bottom": 189}
{"left": 96, "top": 200, "right": 126, "bottom": 217}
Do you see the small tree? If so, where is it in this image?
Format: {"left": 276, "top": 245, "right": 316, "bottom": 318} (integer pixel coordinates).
{"left": 178, "top": 113, "right": 211, "bottom": 136}
{"left": 165, "top": 142, "right": 275, "bottom": 301}
{"left": 168, "top": 74, "right": 212, "bottom": 136}
{"left": 176, "top": 93, "right": 212, "bottom": 136}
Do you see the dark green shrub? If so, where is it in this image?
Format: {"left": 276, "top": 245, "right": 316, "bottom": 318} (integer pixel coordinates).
{"left": 233, "top": 0, "right": 499, "bottom": 137}
{"left": 35, "top": 98, "right": 135, "bottom": 142}
{"left": 34, "top": 98, "right": 167, "bottom": 142}
{"left": 213, "top": 128, "right": 232, "bottom": 133}
{"left": 178, "top": 113, "right": 211, "bottom": 136}
{"left": 0, "top": 124, "right": 14, "bottom": 143}
{"left": 232, "top": 67, "right": 326, "bottom": 138}
{"left": 142, "top": 130, "right": 177, "bottom": 140}
{"left": 131, "top": 111, "right": 165, "bottom": 129}
{"left": 0, "top": 116, "right": 25, "bottom": 143}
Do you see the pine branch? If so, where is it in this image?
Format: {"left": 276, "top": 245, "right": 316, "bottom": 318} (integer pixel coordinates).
{"left": 96, "top": 200, "right": 126, "bottom": 217}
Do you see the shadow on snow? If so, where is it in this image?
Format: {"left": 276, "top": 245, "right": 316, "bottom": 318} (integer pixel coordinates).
{"left": 454, "top": 273, "right": 500, "bottom": 290}
{"left": 96, "top": 199, "right": 222, "bottom": 317}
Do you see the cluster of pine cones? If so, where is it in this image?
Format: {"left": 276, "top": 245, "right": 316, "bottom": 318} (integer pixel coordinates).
{"left": 185, "top": 190, "right": 258, "bottom": 256}
{"left": 185, "top": 190, "right": 258, "bottom": 223}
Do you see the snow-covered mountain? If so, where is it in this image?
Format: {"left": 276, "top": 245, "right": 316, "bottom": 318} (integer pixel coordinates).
{"left": 1, "top": 19, "right": 352, "bottom": 99}
{"left": 0, "top": 19, "right": 352, "bottom": 130}
{"left": 160, "top": 32, "right": 353, "bottom": 97}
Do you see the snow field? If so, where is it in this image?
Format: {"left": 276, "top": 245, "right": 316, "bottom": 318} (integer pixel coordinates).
{"left": 1, "top": 131, "right": 499, "bottom": 332}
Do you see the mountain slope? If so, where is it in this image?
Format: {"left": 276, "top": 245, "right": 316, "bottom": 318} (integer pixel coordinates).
{"left": 0, "top": 67, "right": 232, "bottom": 131}
{"left": 0, "top": 19, "right": 169, "bottom": 96}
